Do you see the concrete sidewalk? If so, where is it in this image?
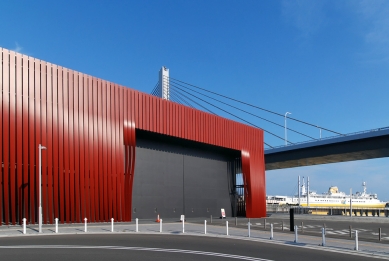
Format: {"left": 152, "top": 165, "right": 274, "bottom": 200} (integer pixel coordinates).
{"left": 0, "top": 220, "right": 388, "bottom": 259}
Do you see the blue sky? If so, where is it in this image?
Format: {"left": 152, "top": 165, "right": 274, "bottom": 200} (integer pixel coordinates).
{"left": 1, "top": 1, "right": 388, "bottom": 200}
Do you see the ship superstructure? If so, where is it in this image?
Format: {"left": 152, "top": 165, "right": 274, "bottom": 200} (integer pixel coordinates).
{"left": 266, "top": 178, "right": 386, "bottom": 208}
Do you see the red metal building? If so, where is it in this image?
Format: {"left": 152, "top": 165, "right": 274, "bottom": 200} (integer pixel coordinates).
{"left": 0, "top": 47, "right": 266, "bottom": 225}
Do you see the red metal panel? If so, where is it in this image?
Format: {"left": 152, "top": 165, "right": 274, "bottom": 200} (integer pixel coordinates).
{"left": 64, "top": 69, "right": 70, "bottom": 224}
{"left": 82, "top": 75, "right": 89, "bottom": 220}
{"left": 16, "top": 53, "right": 23, "bottom": 224}
{"left": 74, "top": 73, "right": 80, "bottom": 223}
{"left": 102, "top": 80, "right": 108, "bottom": 222}
{"left": 34, "top": 59, "right": 42, "bottom": 225}
{"left": 28, "top": 58, "right": 35, "bottom": 224}
{"left": 93, "top": 78, "right": 98, "bottom": 222}
{"left": 9, "top": 51, "right": 17, "bottom": 225}
{"left": 3, "top": 50, "right": 10, "bottom": 225}
{"left": 57, "top": 67, "right": 65, "bottom": 224}
{"left": 97, "top": 80, "right": 104, "bottom": 221}
{"left": 113, "top": 85, "right": 119, "bottom": 220}
{"left": 52, "top": 64, "right": 59, "bottom": 221}
{"left": 118, "top": 88, "right": 124, "bottom": 221}
{"left": 88, "top": 76, "right": 95, "bottom": 222}
{"left": 107, "top": 83, "right": 112, "bottom": 220}
{"left": 78, "top": 74, "right": 85, "bottom": 222}
{"left": 0, "top": 49, "right": 3, "bottom": 225}
{"left": 46, "top": 63, "right": 54, "bottom": 224}
{"left": 69, "top": 70, "right": 76, "bottom": 223}
{"left": 40, "top": 61, "right": 48, "bottom": 224}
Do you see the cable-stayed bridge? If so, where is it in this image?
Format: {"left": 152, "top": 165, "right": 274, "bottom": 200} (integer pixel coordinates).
{"left": 151, "top": 67, "right": 389, "bottom": 170}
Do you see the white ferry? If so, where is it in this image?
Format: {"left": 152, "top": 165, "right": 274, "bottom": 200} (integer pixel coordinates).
{"left": 266, "top": 178, "right": 387, "bottom": 208}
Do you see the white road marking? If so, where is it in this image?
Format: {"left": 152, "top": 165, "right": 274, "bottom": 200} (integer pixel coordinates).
{"left": 0, "top": 245, "right": 274, "bottom": 261}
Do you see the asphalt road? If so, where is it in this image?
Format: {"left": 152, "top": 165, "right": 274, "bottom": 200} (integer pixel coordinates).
{"left": 0, "top": 234, "right": 386, "bottom": 261}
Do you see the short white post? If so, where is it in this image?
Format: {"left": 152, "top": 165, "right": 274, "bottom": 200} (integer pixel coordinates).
{"left": 322, "top": 227, "right": 326, "bottom": 246}
{"left": 55, "top": 218, "right": 58, "bottom": 233}
{"left": 23, "top": 218, "right": 26, "bottom": 234}
{"left": 160, "top": 219, "right": 163, "bottom": 233}
{"left": 182, "top": 217, "right": 185, "bottom": 233}
{"left": 270, "top": 223, "right": 273, "bottom": 240}
{"left": 84, "top": 218, "right": 87, "bottom": 232}
{"left": 111, "top": 218, "right": 114, "bottom": 232}
{"left": 136, "top": 218, "right": 139, "bottom": 232}
{"left": 355, "top": 230, "right": 359, "bottom": 251}
{"left": 226, "top": 221, "right": 229, "bottom": 236}
{"left": 204, "top": 220, "right": 207, "bottom": 234}
{"left": 248, "top": 219, "right": 251, "bottom": 238}
{"left": 294, "top": 225, "right": 298, "bottom": 243}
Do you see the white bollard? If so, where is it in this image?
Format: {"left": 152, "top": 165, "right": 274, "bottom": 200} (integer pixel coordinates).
{"left": 270, "top": 223, "right": 273, "bottom": 240}
{"left": 204, "top": 220, "right": 207, "bottom": 234}
{"left": 248, "top": 220, "right": 251, "bottom": 238}
{"left": 160, "top": 219, "right": 163, "bottom": 233}
{"left": 322, "top": 227, "right": 326, "bottom": 246}
{"left": 355, "top": 230, "right": 359, "bottom": 251}
{"left": 294, "top": 225, "right": 298, "bottom": 243}
{"left": 84, "top": 218, "right": 87, "bottom": 232}
{"left": 226, "top": 221, "right": 229, "bottom": 236}
{"left": 136, "top": 218, "right": 138, "bottom": 232}
{"left": 111, "top": 218, "right": 114, "bottom": 232}
{"left": 182, "top": 217, "right": 185, "bottom": 233}
{"left": 23, "top": 218, "right": 26, "bottom": 234}
{"left": 55, "top": 218, "right": 58, "bottom": 233}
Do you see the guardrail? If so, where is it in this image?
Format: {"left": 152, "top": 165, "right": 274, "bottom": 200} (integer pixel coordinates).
{"left": 265, "top": 126, "right": 389, "bottom": 151}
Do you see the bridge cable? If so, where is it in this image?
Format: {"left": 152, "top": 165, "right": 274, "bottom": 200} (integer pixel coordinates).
{"left": 171, "top": 86, "right": 280, "bottom": 147}
{"left": 167, "top": 79, "right": 317, "bottom": 141}
{"left": 170, "top": 88, "right": 218, "bottom": 115}
{"left": 170, "top": 90, "right": 196, "bottom": 108}
{"left": 167, "top": 76, "right": 343, "bottom": 135}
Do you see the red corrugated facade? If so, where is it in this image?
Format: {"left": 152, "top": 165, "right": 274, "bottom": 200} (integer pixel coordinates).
{"left": 0, "top": 47, "right": 266, "bottom": 225}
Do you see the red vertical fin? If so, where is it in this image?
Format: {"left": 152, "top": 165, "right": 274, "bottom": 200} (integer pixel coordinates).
{"left": 3, "top": 50, "right": 10, "bottom": 225}
{"left": 0, "top": 48, "right": 3, "bottom": 225}
{"left": 73, "top": 73, "right": 80, "bottom": 223}
{"left": 68, "top": 70, "right": 75, "bottom": 223}
{"left": 28, "top": 57, "right": 35, "bottom": 224}
{"left": 52, "top": 64, "right": 60, "bottom": 222}
{"left": 77, "top": 74, "right": 82, "bottom": 222}
{"left": 9, "top": 51, "right": 17, "bottom": 225}
{"left": 82, "top": 75, "right": 92, "bottom": 219}
{"left": 22, "top": 55, "right": 30, "bottom": 222}
{"left": 106, "top": 83, "right": 112, "bottom": 220}
{"left": 88, "top": 80, "right": 93, "bottom": 222}
{"left": 90, "top": 76, "right": 97, "bottom": 222}
{"left": 58, "top": 67, "right": 65, "bottom": 224}
{"left": 98, "top": 79, "right": 104, "bottom": 222}
{"left": 46, "top": 63, "right": 53, "bottom": 224}
{"left": 16, "top": 53, "right": 24, "bottom": 224}
{"left": 34, "top": 59, "right": 42, "bottom": 225}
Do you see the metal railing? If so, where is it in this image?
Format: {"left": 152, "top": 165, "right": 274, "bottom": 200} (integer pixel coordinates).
{"left": 265, "top": 126, "right": 389, "bottom": 151}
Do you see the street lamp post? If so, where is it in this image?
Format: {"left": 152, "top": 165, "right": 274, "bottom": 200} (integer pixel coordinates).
{"left": 317, "top": 126, "right": 322, "bottom": 139}
{"left": 284, "top": 112, "right": 291, "bottom": 146}
{"left": 38, "top": 144, "right": 47, "bottom": 233}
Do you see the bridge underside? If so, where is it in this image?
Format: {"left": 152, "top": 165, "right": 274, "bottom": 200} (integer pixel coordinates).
{"left": 265, "top": 131, "right": 389, "bottom": 170}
